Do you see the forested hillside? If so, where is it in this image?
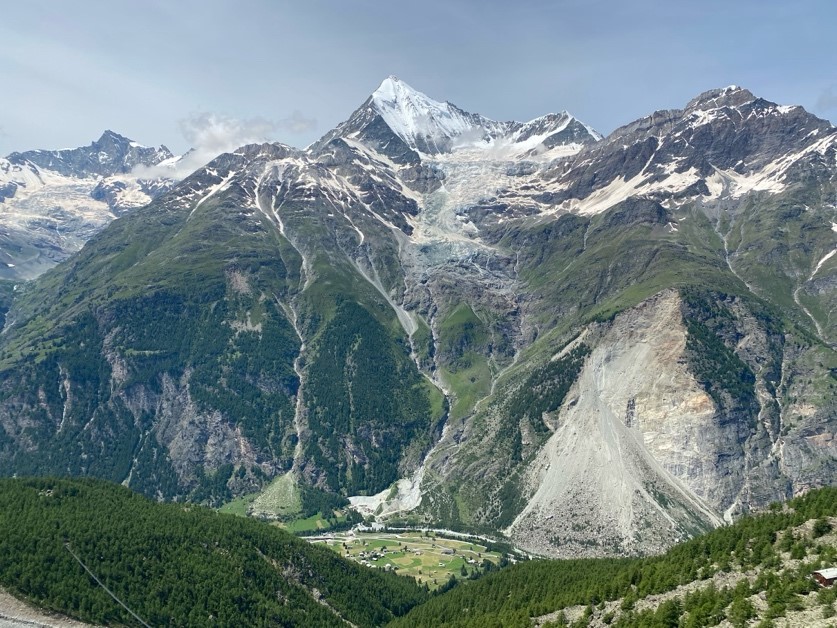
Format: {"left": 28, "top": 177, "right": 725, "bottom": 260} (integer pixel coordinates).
{"left": 0, "top": 478, "right": 427, "bottom": 626}
{"left": 391, "top": 487, "right": 837, "bottom": 627}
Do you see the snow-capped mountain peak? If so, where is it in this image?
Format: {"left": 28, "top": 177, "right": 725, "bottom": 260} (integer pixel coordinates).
{"left": 7, "top": 131, "right": 173, "bottom": 179}
{"left": 370, "top": 76, "right": 488, "bottom": 153}
{"left": 360, "top": 75, "right": 599, "bottom": 158}
{"left": 0, "top": 132, "right": 181, "bottom": 279}
{"left": 310, "top": 76, "right": 600, "bottom": 164}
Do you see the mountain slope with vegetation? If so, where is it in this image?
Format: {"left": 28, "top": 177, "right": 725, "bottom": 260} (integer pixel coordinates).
{"left": 391, "top": 487, "right": 837, "bottom": 627}
{"left": 0, "top": 80, "right": 833, "bottom": 556}
{"left": 0, "top": 143, "right": 444, "bottom": 508}
{"left": 0, "top": 477, "right": 427, "bottom": 627}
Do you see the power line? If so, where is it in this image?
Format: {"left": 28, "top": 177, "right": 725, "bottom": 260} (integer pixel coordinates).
{"left": 63, "top": 543, "right": 152, "bottom": 628}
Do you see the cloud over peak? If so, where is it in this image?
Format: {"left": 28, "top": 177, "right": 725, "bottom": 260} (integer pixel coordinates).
{"left": 134, "top": 110, "right": 317, "bottom": 180}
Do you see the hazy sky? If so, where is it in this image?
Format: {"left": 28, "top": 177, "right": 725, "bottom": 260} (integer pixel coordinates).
{"left": 2, "top": 0, "right": 835, "bottom": 158}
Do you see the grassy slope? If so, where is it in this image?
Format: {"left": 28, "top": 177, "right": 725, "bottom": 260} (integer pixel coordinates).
{"left": 437, "top": 302, "right": 493, "bottom": 421}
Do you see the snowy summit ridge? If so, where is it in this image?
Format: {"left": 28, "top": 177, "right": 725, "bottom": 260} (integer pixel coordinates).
{"left": 367, "top": 75, "right": 600, "bottom": 157}
{"left": 370, "top": 76, "right": 490, "bottom": 152}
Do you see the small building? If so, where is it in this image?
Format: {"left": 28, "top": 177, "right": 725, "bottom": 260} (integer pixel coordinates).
{"left": 441, "top": 548, "right": 455, "bottom": 555}
{"left": 813, "top": 568, "right": 837, "bottom": 586}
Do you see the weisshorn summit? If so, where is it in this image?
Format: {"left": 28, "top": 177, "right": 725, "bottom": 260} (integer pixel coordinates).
{"left": 0, "top": 78, "right": 834, "bottom": 558}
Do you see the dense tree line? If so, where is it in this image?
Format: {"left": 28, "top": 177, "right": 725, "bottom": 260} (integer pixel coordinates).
{"left": 298, "top": 484, "right": 351, "bottom": 518}
{"left": 113, "top": 285, "right": 301, "bottom": 465}
{"left": 0, "top": 478, "right": 427, "bottom": 626}
{"left": 0, "top": 311, "right": 138, "bottom": 485}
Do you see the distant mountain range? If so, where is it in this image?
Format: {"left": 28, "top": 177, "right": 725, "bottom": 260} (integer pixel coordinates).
{"left": 0, "top": 77, "right": 833, "bottom": 559}
{"left": 0, "top": 131, "right": 177, "bottom": 279}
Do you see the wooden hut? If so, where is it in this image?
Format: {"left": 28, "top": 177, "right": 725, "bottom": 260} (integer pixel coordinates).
{"left": 813, "top": 568, "right": 837, "bottom": 586}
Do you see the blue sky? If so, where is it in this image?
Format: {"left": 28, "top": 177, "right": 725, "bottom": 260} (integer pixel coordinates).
{"left": 1, "top": 0, "right": 835, "bottom": 157}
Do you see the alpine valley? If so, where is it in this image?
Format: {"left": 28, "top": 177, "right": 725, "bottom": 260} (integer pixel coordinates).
{"left": 0, "top": 77, "right": 834, "bottom": 562}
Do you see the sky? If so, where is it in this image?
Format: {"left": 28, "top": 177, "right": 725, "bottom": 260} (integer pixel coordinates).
{"left": 1, "top": 0, "right": 835, "bottom": 160}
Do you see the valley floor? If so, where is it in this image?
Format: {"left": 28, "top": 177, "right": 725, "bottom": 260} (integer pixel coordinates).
{"left": 308, "top": 530, "right": 504, "bottom": 589}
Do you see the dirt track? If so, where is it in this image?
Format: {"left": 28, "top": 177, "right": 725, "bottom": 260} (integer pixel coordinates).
{"left": 0, "top": 589, "right": 92, "bottom": 628}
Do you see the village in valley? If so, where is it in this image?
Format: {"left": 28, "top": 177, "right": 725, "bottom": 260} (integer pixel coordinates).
{"left": 308, "top": 528, "right": 507, "bottom": 589}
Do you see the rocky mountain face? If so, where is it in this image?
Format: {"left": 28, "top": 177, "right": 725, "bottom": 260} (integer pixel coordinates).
{"left": 0, "top": 131, "right": 176, "bottom": 279}
{"left": 7, "top": 130, "right": 173, "bottom": 178}
{"left": 0, "top": 78, "right": 833, "bottom": 558}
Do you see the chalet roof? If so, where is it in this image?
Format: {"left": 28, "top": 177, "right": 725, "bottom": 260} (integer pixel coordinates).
{"left": 814, "top": 568, "right": 837, "bottom": 579}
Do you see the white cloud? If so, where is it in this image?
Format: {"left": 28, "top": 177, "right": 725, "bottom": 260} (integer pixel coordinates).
{"left": 816, "top": 85, "right": 837, "bottom": 111}
{"left": 133, "top": 111, "right": 316, "bottom": 180}
{"left": 178, "top": 112, "right": 276, "bottom": 156}
{"left": 277, "top": 110, "right": 317, "bottom": 134}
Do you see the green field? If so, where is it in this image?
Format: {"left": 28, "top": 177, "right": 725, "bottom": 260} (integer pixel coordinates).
{"left": 278, "top": 512, "right": 349, "bottom": 533}
{"left": 220, "top": 496, "right": 349, "bottom": 534}
{"left": 218, "top": 492, "right": 259, "bottom": 516}
{"left": 310, "top": 531, "right": 503, "bottom": 589}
